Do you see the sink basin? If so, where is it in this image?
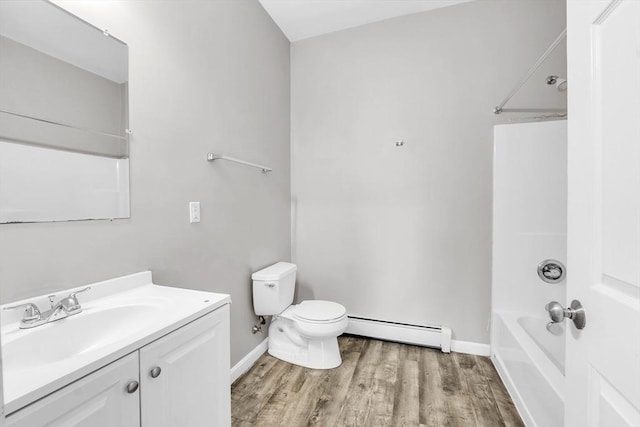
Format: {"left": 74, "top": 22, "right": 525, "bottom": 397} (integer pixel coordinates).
{"left": 1, "top": 271, "right": 231, "bottom": 415}
{"left": 2, "top": 304, "right": 161, "bottom": 372}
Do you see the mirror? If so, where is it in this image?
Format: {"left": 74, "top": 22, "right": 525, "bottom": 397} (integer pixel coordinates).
{"left": 0, "top": 0, "right": 130, "bottom": 223}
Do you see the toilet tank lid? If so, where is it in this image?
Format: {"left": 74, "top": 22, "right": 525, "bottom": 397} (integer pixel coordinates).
{"left": 252, "top": 262, "right": 297, "bottom": 281}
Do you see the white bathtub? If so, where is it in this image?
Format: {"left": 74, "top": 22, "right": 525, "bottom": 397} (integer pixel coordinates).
{"left": 518, "top": 315, "right": 565, "bottom": 375}
{"left": 491, "top": 311, "right": 565, "bottom": 427}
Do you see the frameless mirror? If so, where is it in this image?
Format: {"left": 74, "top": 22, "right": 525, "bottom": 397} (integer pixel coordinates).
{"left": 0, "top": 0, "right": 130, "bottom": 223}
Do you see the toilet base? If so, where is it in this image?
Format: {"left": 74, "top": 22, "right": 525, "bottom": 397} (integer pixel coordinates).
{"left": 268, "top": 318, "right": 343, "bottom": 369}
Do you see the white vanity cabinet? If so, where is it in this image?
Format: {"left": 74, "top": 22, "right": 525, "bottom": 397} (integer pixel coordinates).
{"left": 140, "top": 303, "right": 230, "bottom": 427}
{"left": 5, "top": 305, "right": 230, "bottom": 427}
{"left": 5, "top": 353, "right": 141, "bottom": 427}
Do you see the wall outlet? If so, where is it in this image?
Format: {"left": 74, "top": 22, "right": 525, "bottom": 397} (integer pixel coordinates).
{"left": 189, "top": 202, "right": 200, "bottom": 223}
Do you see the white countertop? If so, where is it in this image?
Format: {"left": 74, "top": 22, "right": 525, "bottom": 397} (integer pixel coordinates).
{"left": 1, "top": 271, "right": 230, "bottom": 415}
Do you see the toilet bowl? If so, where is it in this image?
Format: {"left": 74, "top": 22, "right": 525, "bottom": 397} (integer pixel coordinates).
{"left": 268, "top": 301, "right": 348, "bottom": 369}
{"left": 252, "top": 263, "right": 348, "bottom": 369}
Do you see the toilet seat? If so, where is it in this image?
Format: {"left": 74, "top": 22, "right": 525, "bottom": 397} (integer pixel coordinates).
{"left": 293, "top": 300, "right": 346, "bottom": 323}
{"left": 277, "top": 301, "right": 349, "bottom": 342}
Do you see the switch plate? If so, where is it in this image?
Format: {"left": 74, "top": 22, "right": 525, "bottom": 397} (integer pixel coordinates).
{"left": 189, "top": 202, "right": 200, "bottom": 223}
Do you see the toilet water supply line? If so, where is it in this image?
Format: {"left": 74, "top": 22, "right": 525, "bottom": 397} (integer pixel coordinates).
{"left": 252, "top": 315, "right": 266, "bottom": 334}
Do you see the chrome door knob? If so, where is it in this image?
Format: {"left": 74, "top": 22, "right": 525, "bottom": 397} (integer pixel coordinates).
{"left": 545, "top": 301, "right": 565, "bottom": 322}
{"left": 545, "top": 300, "right": 586, "bottom": 329}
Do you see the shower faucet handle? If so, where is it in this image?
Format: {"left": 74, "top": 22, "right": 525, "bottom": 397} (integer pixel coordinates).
{"left": 545, "top": 300, "right": 586, "bottom": 330}
{"left": 537, "top": 259, "right": 566, "bottom": 283}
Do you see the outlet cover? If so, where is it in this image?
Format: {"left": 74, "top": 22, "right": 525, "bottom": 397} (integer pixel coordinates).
{"left": 189, "top": 202, "right": 200, "bottom": 223}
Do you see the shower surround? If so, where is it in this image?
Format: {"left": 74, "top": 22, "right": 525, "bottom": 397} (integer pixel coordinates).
{"left": 491, "top": 120, "right": 567, "bottom": 427}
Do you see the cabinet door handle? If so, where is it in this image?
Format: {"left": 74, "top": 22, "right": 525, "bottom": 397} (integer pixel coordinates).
{"left": 150, "top": 366, "right": 162, "bottom": 378}
{"left": 126, "top": 381, "right": 139, "bottom": 394}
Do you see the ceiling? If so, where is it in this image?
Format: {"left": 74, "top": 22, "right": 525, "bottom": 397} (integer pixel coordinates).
{"left": 259, "top": 0, "right": 473, "bottom": 42}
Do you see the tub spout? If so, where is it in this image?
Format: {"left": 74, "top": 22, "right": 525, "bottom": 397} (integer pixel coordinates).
{"left": 546, "top": 321, "right": 564, "bottom": 335}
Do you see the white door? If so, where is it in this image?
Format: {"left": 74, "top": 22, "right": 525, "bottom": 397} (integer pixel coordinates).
{"left": 566, "top": 0, "right": 640, "bottom": 426}
{"left": 139, "top": 305, "right": 231, "bottom": 427}
{"left": 4, "top": 353, "right": 140, "bottom": 427}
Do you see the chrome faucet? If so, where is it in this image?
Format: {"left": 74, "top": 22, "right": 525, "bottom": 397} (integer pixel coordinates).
{"left": 4, "top": 287, "right": 91, "bottom": 329}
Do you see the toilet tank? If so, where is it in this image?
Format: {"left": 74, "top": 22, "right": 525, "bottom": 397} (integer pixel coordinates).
{"left": 252, "top": 262, "right": 297, "bottom": 315}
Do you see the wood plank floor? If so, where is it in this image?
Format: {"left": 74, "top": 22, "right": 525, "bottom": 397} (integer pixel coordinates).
{"left": 231, "top": 335, "right": 524, "bottom": 427}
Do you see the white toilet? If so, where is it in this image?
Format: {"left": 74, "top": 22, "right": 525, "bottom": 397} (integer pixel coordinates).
{"left": 252, "top": 262, "right": 348, "bottom": 369}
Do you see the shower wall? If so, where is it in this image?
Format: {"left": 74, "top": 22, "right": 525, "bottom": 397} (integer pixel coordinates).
{"left": 492, "top": 120, "right": 567, "bottom": 315}
{"left": 491, "top": 120, "right": 567, "bottom": 426}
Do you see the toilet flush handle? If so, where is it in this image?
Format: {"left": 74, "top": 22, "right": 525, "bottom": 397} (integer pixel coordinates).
{"left": 265, "top": 283, "right": 276, "bottom": 288}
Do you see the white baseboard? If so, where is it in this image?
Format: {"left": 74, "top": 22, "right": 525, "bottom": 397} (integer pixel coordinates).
{"left": 230, "top": 338, "right": 269, "bottom": 384}
{"left": 450, "top": 339, "right": 491, "bottom": 356}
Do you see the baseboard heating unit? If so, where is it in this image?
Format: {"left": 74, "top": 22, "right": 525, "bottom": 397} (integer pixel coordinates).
{"left": 345, "top": 316, "right": 452, "bottom": 353}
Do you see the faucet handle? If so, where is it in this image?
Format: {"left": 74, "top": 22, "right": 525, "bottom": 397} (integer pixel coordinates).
{"left": 64, "top": 287, "right": 91, "bottom": 312}
{"left": 69, "top": 287, "right": 91, "bottom": 299}
{"left": 3, "top": 303, "right": 42, "bottom": 322}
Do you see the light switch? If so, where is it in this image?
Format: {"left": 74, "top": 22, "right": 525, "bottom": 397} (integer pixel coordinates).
{"left": 189, "top": 202, "right": 200, "bottom": 223}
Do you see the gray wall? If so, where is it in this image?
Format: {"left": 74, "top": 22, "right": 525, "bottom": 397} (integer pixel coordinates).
{"left": 291, "top": 0, "right": 566, "bottom": 344}
{"left": 0, "top": 0, "right": 290, "bottom": 365}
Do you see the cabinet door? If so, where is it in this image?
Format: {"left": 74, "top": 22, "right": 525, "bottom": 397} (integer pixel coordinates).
{"left": 140, "top": 305, "right": 230, "bottom": 427}
{"left": 6, "top": 353, "right": 140, "bottom": 427}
